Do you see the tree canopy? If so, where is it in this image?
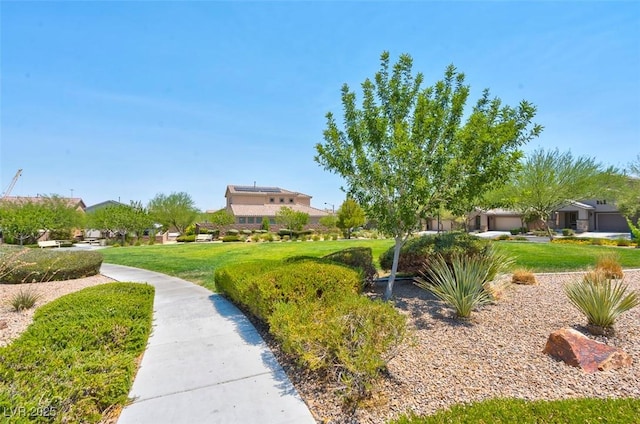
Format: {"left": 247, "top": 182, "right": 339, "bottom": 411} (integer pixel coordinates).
{"left": 148, "top": 192, "right": 199, "bottom": 234}
{"left": 615, "top": 154, "right": 640, "bottom": 240}
{"left": 275, "top": 207, "right": 309, "bottom": 232}
{"left": 86, "top": 202, "right": 153, "bottom": 244}
{"left": 315, "top": 51, "right": 542, "bottom": 300}
{"left": 336, "top": 198, "right": 366, "bottom": 239}
{"left": 487, "top": 148, "right": 620, "bottom": 238}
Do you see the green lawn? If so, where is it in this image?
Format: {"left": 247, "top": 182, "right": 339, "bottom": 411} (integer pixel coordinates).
{"left": 100, "top": 239, "right": 394, "bottom": 291}
{"left": 493, "top": 241, "right": 640, "bottom": 272}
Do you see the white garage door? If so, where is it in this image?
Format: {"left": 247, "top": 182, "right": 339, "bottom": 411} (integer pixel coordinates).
{"left": 597, "top": 213, "right": 630, "bottom": 232}
{"left": 493, "top": 217, "right": 523, "bottom": 231}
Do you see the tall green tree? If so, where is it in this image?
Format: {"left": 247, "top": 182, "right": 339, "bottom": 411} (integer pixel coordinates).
{"left": 615, "top": 154, "right": 640, "bottom": 242}
{"left": 201, "top": 209, "right": 235, "bottom": 231}
{"left": 315, "top": 51, "right": 541, "bottom": 300}
{"left": 319, "top": 214, "right": 338, "bottom": 233}
{"left": 43, "top": 195, "right": 85, "bottom": 239}
{"left": 275, "top": 207, "right": 309, "bottom": 233}
{"left": 148, "top": 192, "right": 199, "bottom": 234}
{"left": 337, "top": 198, "right": 366, "bottom": 239}
{"left": 0, "top": 200, "right": 47, "bottom": 245}
{"left": 491, "top": 148, "right": 620, "bottom": 239}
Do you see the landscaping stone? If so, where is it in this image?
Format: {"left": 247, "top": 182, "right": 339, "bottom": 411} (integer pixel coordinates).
{"left": 0, "top": 320, "right": 7, "bottom": 330}
{"left": 543, "top": 328, "right": 632, "bottom": 373}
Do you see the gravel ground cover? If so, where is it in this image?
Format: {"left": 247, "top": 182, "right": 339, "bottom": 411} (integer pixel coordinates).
{"left": 267, "top": 270, "right": 640, "bottom": 423}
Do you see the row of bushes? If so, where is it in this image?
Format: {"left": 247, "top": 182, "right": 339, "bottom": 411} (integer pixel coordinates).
{"left": 0, "top": 247, "right": 103, "bottom": 284}
{"left": 552, "top": 237, "right": 636, "bottom": 247}
{"left": 215, "top": 249, "right": 405, "bottom": 398}
{"left": 0, "top": 283, "right": 154, "bottom": 422}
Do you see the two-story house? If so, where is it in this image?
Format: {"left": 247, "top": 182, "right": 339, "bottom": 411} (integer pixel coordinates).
{"left": 221, "top": 185, "right": 330, "bottom": 230}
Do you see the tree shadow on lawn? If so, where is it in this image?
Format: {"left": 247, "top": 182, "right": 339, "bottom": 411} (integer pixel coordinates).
{"left": 366, "top": 279, "right": 474, "bottom": 330}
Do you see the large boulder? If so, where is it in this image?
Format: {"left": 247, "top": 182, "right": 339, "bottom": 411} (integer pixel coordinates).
{"left": 543, "top": 328, "right": 632, "bottom": 373}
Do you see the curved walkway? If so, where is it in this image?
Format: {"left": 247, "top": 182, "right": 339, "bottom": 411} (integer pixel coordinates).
{"left": 100, "top": 264, "right": 315, "bottom": 424}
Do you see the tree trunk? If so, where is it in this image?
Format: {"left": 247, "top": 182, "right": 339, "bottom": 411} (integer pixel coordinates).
{"left": 384, "top": 236, "right": 404, "bottom": 301}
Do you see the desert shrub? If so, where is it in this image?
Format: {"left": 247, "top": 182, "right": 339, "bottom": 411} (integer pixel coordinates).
{"left": 0, "top": 283, "right": 153, "bottom": 423}
{"left": 226, "top": 229, "right": 239, "bottom": 236}
{"left": 184, "top": 224, "right": 196, "bottom": 236}
{"left": 512, "top": 268, "right": 537, "bottom": 285}
{"left": 282, "top": 235, "right": 291, "bottom": 241}
{"left": 176, "top": 234, "right": 196, "bottom": 243}
{"left": 323, "top": 247, "right": 378, "bottom": 288}
{"left": 495, "top": 234, "right": 511, "bottom": 241}
{"left": 616, "top": 238, "right": 631, "bottom": 247}
{"left": 1, "top": 250, "right": 103, "bottom": 284}
{"left": 562, "top": 228, "right": 575, "bottom": 236}
{"left": 241, "top": 229, "right": 252, "bottom": 235}
{"left": 514, "top": 236, "right": 528, "bottom": 241}
{"left": 590, "top": 238, "right": 604, "bottom": 246}
{"left": 222, "top": 235, "right": 241, "bottom": 242}
{"left": 249, "top": 234, "right": 260, "bottom": 242}
{"left": 9, "top": 287, "right": 42, "bottom": 311}
{"left": 565, "top": 271, "right": 639, "bottom": 333}
{"left": 415, "top": 254, "right": 495, "bottom": 319}
{"left": 331, "top": 233, "right": 339, "bottom": 240}
{"left": 380, "top": 232, "right": 489, "bottom": 276}
{"left": 261, "top": 232, "right": 275, "bottom": 242}
{"left": 312, "top": 234, "right": 321, "bottom": 241}
{"left": 595, "top": 252, "right": 624, "bottom": 279}
{"left": 215, "top": 261, "right": 281, "bottom": 307}
{"left": 278, "top": 229, "right": 294, "bottom": 237}
{"left": 269, "top": 295, "right": 406, "bottom": 398}
{"left": 551, "top": 237, "right": 591, "bottom": 245}
{"left": 509, "top": 228, "right": 521, "bottom": 235}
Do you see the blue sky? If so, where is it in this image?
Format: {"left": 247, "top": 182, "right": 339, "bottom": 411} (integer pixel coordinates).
{"left": 1, "top": 1, "right": 638, "bottom": 211}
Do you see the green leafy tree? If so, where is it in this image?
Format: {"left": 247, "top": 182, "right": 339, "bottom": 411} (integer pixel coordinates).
{"left": 43, "top": 195, "right": 85, "bottom": 239}
{"left": 148, "top": 192, "right": 199, "bottom": 234}
{"left": 261, "top": 216, "right": 270, "bottom": 232}
{"left": 615, "top": 154, "right": 640, "bottom": 242}
{"left": 337, "top": 198, "right": 366, "bottom": 239}
{"left": 87, "top": 202, "right": 152, "bottom": 244}
{"left": 275, "top": 207, "right": 309, "bottom": 233}
{"left": 490, "top": 148, "right": 620, "bottom": 239}
{"left": 315, "top": 51, "right": 541, "bottom": 300}
{"left": 0, "top": 200, "right": 47, "bottom": 245}
{"left": 203, "top": 209, "right": 235, "bottom": 230}
{"left": 319, "top": 214, "right": 338, "bottom": 232}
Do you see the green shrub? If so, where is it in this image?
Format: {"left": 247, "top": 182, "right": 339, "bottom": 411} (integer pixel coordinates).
{"left": 415, "top": 254, "right": 495, "bottom": 319}
{"left": 226, "top": 229, "right": 239, "bottom": 236}
{"left": 250, "top": 234, "right": 261, "bottom": 242}
{"left": 269, "top": 295, "right": 406, "bottom": 398}
{"left": 176, "top": 234, "right": 196, "bottom": 242}
{"left": 241, "top": 229, "right": 252, "bottom": 235}
{"left": 0, "top": 283, "right": 154, "bottom": 423}
{"left": 261, "top": 232, "right": 275, "bottom": 242}
{"left": 222, "top": 235, "right": 241, "bottom": 242}
{"left": 562, "top": 228, "right": 575, "bottom": 236}
{"left": 282, "top": 235, "right": 291, "bottom": 241}
{"left": 380, "top": 232, "right": 489, "bottom": 276}
{"left": 9, "top": 287, "right": 41, "bottom": 311}
{"left": 215, "top": 261, "right": 281, "bottom": 306}
{"left": 509, "top": 228, "right": 521, "bottom": 235}
{"left": 261, "top": 217, "right": 270, "bottom": 232}
{"left": 312, "top": 234, "right": 321, "bottom": 241}
{"left": 495, "top": 234, "right": 511, "bottom": 241}
{"left": 591, "top": 238, "right": 604, "bottom": 246}
{"left": 278, "top": 229, "right": 294, "bottom": 237}
{"left": 616, "top": 238, "right": 631, "bottom": 247}
{"left": 323, "top": 247, "right": 378, "bottom": 287}
{"left": 565, "top": 272, "right": 639, "bottom": 333}
{"left": 1, "top": 250, "right": 103, "bottom": 284}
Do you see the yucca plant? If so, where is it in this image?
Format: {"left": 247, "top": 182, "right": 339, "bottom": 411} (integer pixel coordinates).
{"left": 415, "top": 254, "right": 493, "bottom": 319}
{"left": 564, "top": 271, "right": 639, "bottom": 334}
{"left": 9, "top": 287, "right": 42, "bottom": 312}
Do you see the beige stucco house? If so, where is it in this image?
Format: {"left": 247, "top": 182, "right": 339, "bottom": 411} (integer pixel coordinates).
{"left": 219, "top": 185, "right": 330, "bottom": 230}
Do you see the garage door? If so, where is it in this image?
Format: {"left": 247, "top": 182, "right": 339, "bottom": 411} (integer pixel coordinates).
{"left": 493, "top": 217, "right": 523, "bottom": 231}
{"left": 596, "top": 213, "right": 630, "bottom": 232}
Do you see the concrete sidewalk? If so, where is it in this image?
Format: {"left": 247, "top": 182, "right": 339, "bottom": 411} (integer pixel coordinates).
{"left": 100, "top": 263, "right": 315, "bottom": 424}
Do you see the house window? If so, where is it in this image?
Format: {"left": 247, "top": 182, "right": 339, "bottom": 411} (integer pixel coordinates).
{"left": 596, "top": 200, "right": 607, "bottom": 205}
{"left": 248, "top": 217, "right": 255, "bottom": 224}
{"left": 269, "top": 198, "right": 274, "bottom": 203}
{"left": 279, "top": 198, "right": 284, "bottom": 203}
{"left": 238, "top": 217, "right": 246, "bottom": 224}
{"left": 269, "top": 218, "right": 276, "bottom": 224}
{"left": 289, "top": 198, "right": 294, "bottom": 203}
{"left": 256, "top": 217, "right": 262, "bottom": 224}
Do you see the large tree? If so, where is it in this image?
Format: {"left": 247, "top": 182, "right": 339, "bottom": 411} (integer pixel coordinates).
{"left": 315, "top": 51, "right": 542, "bottom": 300}
{"left": 336, "top": 198, "right": 366, "bottom": 239}
{"left": 615, "top": 154, "right": 640, "bottom": 241}
{"left": 491, "top": 148, "right": 620, "bottom": 238}
{"left": 148, "top": 192, "right": 199, "bottom": 234}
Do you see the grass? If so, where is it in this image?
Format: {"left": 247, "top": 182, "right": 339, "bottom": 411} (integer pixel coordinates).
{"left": 392, "top": 397, "right": 640, "bottom": 423}
{"left": 101, "top": 239, "right": 640, "bottom": 292}
{"left": 0, "top": 283, "right": 154, "bottom": 423}
{"left": 492, "top": 242, "right": 640, "bottom": 272}
{"left": 101, "top": 239, "right": 394, "bottom": 291}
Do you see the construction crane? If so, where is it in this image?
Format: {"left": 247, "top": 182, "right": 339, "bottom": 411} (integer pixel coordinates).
{"left": 2, "top": 169, "right": 23, "bottom": 198}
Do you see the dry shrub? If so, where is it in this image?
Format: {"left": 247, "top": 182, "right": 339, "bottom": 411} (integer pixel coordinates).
{"left": 512, "top": 268, "right": 537, "bottom": 285}
{"left": 595, "top": 252, "right": 624, "bottom": 280}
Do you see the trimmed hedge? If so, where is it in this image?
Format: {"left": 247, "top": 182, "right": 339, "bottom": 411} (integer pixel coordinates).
{"left": 0, "top": 283, "right": 154, "bottom": 423}
{"left": 380, "top": 232, "right": 489, "bottom": 275}
{"left": 214, "top": 258, "right": 406, "bottom": 398}
{"left": 222, "top": 235, "right": 242, "bottom": 242}
{"left": 0, "top": 248, "right": 103, "bottom": 284}
{"left": 323, "top": 247, "right": 377, "bottom": 287}
{"left": 176, "top": 234, "right": 196, "bottom": 243}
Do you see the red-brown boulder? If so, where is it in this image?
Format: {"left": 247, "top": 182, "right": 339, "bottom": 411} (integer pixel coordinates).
{"left": 543, "top": 328, "right": 632, "bottom": 373}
